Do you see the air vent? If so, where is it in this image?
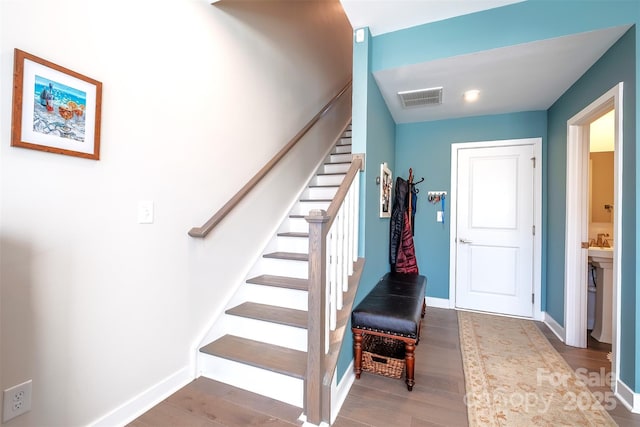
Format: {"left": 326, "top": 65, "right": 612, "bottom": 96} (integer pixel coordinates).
{"left": 398, "top": 87, "right": 443, "bottom": 108}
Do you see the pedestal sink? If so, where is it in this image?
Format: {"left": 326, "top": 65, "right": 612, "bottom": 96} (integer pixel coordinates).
{"left": 588, "top": 247, "right": 613, "bottom": 344}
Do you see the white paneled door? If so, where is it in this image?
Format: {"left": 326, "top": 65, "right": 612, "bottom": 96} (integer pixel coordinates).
{"left": 455, "top": 144, "right": 535, "bottom": 317}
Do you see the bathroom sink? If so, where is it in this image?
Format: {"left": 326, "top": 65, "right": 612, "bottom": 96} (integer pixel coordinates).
{"left": 588, "top": 247, "right": 613, "bottom": 259}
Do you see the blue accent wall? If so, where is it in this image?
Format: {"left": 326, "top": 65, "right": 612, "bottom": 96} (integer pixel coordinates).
{"left": 338, "top": 27, "right": 397, "bottom": 378}
{"left": 547, "top": 26, "right": 636, "bottom": 387}
{"left": 396, "top": 112, "right": 547, "bottom": 300}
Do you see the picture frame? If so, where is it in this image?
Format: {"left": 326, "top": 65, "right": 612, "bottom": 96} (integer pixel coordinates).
{"left": 11, "top": 49, "right": 102, "bottom": 160}
{"left": 380, "top": 162, "right": 392, "bottom": 218}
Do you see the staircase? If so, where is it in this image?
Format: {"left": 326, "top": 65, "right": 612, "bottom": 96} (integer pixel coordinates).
{"left": 197, "top": 125, "right": 356, "bottom": 409}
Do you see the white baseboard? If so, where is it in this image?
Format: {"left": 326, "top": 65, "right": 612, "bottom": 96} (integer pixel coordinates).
{"left": 426, "top": 296, "right": 450, "bottom": 309}
{"left": 299, "top": 415, "right": 329, "bottom": 427}
{"left": 90, "top": 365, "right": 193, "bottom": 426}
{"left": 616, "top": 378, "right": 640, "bottom": 413}
{"left": 298, "top": 365, "right": 355, "bottom": 427}
{"left": 543, "top": 312, "right": 565, "bottom": 343}
{"left": 332, "top": 362, "right": 355, "bottom": 423}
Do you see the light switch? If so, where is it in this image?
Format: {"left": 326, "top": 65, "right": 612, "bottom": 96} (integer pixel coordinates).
{"left": 437, "top": 211, "right": 444, "bottom": 223}
{"left": 138, "top": 201, "right": 154, "bottom": 224}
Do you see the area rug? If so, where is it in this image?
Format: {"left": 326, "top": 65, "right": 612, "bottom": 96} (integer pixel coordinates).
{"left": 458, "top": 311, "right": 616, "bottom": 426}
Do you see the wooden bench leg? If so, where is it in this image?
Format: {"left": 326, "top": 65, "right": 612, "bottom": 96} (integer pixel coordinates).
{"left": 405, "top": 341, "right": 416, "bottom": 391}
{"left": 353, "top": 332, "right": 363, "bottom": 379}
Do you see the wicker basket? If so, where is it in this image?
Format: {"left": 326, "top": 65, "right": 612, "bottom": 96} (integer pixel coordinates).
{"left": 361, "top": 334, "right": 406, "bottom": 379}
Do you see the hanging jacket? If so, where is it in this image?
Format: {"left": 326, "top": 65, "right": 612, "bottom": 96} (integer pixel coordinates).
{"left": 395, "top": 210, "right": 419, "bottom": 274}
{"left": 389, "top": 177, "right": 409, "bottom": 268}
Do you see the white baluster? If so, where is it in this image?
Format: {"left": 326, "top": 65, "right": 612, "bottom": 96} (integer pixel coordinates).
{"left": 346, "top": 183, "right": 354, "bottom": 279}
{"left": 328, "top": 222, "right": 337, "bottom": 333}
{"left": 353, "top": 174, "right": 360, "bottom": 262}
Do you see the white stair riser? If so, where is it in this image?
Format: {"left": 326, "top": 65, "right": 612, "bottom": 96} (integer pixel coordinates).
{"left": 257, "top": 257, "right": 309, "bottom": 279}
{"left": 328, "top": 153, "right": 352, "bottom": 163}
{"left": 232, "top": 282, "right": 308, "bottom": 310}
{"left": 312, "top": 174, "right": 346, "bottom": 186}
{"left": 323, "top": 163, "right": 350, "bottom": 174}
{"left": 333, "top": 144, "right": 352, "bottom": 154}
{"left": 282, "top": 217, "right": 309, "bottom": 233}
{"left": 224, "top": 315, "right": 307, "bottom": 351}
{"left": 293, "top": 200, "right": 331, "bottom": 215}
{"left": 303, "top": 186, "right": 338, "bottom": 200}
{"left": 198, "top": 354, "right": 303, "bottom": 408}
{"left": 277, "top": 236, "right": 309, "bottom": 253}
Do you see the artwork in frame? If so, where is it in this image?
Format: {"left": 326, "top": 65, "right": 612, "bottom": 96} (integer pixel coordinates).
{"left": 380, "top": 162, "right": 392, "bottom": 218}
{"left": 11, "top": 49, "right": 102, "bottom": 160}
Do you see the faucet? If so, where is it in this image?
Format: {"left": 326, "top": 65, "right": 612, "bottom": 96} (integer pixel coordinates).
{"left": 596, "top": 233, "right": 610, "bottom": 247}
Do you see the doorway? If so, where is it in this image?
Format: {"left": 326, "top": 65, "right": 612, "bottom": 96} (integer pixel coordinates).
{"left": 449, "top": 138, "right": 543, "bottom": 319}
{"left": 564, "top": 83, "right": 622, "bottom": 392}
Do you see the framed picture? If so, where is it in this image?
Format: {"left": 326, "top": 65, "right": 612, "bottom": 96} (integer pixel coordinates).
{"left": 11, "top": 49, "right": 102, "bottom": 160}
{"left": 380, "top": 162, "right": 392, "bottom": 218}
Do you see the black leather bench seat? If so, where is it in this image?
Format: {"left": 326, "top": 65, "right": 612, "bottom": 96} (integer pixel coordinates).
{"left": 351, "top": 273, "right": 426, "bottom": 339}
{"left": 351, "top": 272, "right": 427, "bottom": 391}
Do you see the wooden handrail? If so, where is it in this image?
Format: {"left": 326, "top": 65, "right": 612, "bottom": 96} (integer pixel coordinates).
{"left": 188, "top": 80, "right": 353, "bottom": 238}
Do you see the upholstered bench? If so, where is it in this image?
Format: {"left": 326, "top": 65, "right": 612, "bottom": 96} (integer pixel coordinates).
{"left": 351, "top": 272, "right": 426, "bottom": 390}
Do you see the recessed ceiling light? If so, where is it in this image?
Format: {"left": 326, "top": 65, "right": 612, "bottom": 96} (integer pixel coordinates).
{"left": 464, "top": 89, "right": 480, "bottom": 102}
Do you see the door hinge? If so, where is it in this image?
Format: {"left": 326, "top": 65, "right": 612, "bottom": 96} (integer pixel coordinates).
{"left": 532, "top": 225, "right": 535, "bottom": 236}
{"left": 531, "top": 157, "right": 536, "bottom": 168}
{"left": 532, "top": 293, "right": 535, "bottom": 304}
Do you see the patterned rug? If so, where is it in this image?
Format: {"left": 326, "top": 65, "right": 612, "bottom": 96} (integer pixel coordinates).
{"left": 458, "top": 311, "right": 616, "bottom": 426}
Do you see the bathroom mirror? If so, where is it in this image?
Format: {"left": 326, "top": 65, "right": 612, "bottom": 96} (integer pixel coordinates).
{"left": 589, "top": 110, "right": 615, "bottom": 225}
{"left": 589, "top": 151, "right": 614, "bottom": 223}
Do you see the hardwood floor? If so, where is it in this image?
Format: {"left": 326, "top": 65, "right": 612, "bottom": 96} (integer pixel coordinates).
{"left": 536, "top": 324, "right": 640, "bottom": 427}
{"left": 129, "top": 308, "right": 640, "bottom": 426}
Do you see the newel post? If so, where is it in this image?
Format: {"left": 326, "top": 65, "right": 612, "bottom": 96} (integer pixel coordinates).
{"left": 305, "top": 208, "right": 330, "bottom": 425}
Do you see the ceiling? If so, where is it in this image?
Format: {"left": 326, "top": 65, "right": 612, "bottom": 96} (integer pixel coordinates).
{"left": 339, "top": 1, "right": 629, "bottom": 124}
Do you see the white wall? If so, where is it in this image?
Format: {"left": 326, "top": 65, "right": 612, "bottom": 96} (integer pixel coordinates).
{"left": 0, "top": 1, "right": 352, "bottom": 425}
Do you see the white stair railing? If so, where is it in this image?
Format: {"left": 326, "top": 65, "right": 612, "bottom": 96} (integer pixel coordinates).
{"left": 305, "top": 154, "right": 363, "bottom": 425}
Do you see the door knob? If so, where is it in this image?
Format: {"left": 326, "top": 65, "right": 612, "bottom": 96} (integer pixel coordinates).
{"left": 459, "top": 238, "right": 473, "bottom": 244}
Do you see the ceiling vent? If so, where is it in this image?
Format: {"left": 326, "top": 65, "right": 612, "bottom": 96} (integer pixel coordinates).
{"left": 398, "top": 87, "right": 443, "bottom": 108}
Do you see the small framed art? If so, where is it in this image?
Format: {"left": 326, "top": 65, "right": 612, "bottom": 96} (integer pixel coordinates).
{"left": 380, "top": 162, "right": 392, "bottom": 218}
{"left": 11, "top": 48, "right": 102, "bottom": 160}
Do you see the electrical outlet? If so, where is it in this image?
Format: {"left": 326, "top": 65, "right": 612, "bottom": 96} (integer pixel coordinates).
{"left": 3, "top": 380, "right": 32, "bottom": 422}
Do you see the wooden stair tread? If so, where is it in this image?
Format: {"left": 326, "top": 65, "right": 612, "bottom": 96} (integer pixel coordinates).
{"left": 200, "top": 335, "right": 306, "bottom": 379}
{"left": 277, "top": 232, "right": 309, "bottom": 238}
{"left": 227, "top": 302, "right": 307, "bottom": 329}
{"left": 263, "top": 251, "right": 308, "bottom": 261}
{"left": 246, "top": 275, "right": 308, "bottom": 291}
{"left": 316, "top": 172, "right": 346, "bottom": 177}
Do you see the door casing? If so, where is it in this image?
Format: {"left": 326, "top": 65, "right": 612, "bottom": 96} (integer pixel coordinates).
{"left": 564, "top": 82, "right": 622, "bottom": 393}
